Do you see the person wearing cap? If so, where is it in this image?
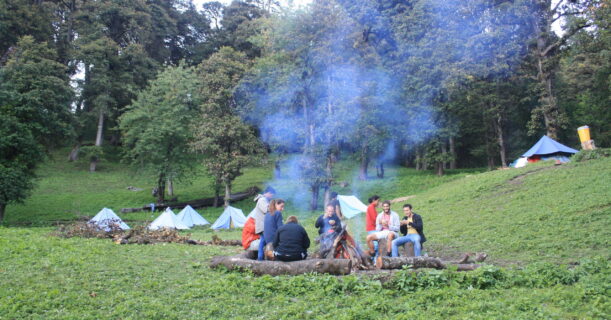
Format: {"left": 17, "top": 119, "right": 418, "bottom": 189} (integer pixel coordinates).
{"left": 253, "top": 186, "right": 276, "bottom": 260}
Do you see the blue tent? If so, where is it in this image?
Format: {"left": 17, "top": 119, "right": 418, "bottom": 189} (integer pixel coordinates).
{"left": 522, "top": 135, "right": 578, "bottom": 158}
{"left": 511, "top": 136, "right": 578, "bottom": 168}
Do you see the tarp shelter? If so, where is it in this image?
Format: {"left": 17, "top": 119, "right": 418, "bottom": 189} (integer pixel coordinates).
{"left": 149, "top": 208, "right": 190, "bottom": 230}
{"left": 88, "top": 208, "right": 130, "bottom": 231}
{"left": 511, "top": 135, "right": 579, "bottom": 168}
{"left": 211, "top": 206, "right": 247, "bottom": 230}
{"left": 176, "top": 205, "right": 209, "bottom": 227}
{"left": 337, "top": 195, "right": 368, "bottom": 219}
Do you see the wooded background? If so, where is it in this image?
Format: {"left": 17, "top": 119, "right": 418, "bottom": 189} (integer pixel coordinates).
{"left": 0, "top": 0, "right": 608, "bottom": 221}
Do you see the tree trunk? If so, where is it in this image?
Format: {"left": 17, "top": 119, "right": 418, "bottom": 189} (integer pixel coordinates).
{"left": 156, "top": 173, "right": 166, "bottom": 203}
{"left": 166, "top": 178, "right": 174, "bottom": 197}
{"left": 376, "top": 256, "right": 481, "bottom": 271}
{"left": 213, "top": 183, "right": 221, "bottom": 208}
{"left": 90, "top": 109, "right": 104, "bottom": 172}
{"left": 89, "top": 160, "right": 97, "bottom": 173}
{"left": 436, "top": 162, "right": 444, "bottom": 176}
{"left": 449, "top": 136, "right": 457, "bottom": 169}
{"left": 224, "top": 179, "right": 231, "bottom": 207}
{"left": 68, "top": 142, "right": 80, "bottom": 162}
{"left": 441, "top": 142, "right": 448, "bottom": 170}
{"left": 376, "top": 162, "right": 385, "bottom": 179}
{"left": 415, "top": 148, "right": 422, "bottom": 170}
{"left": 310, "top": 184, "right": 320, "bottom": 211}
{"left": 359, "top": 148, "right": 369, "bottom": 180}
{"left": 274, "top": 160, "right": 281, "bottom": 179}
{"left": 0, "top": 203, "right": 5, "bottom": 224}
{"left": 210, "top": 255, "right": 352, "bottom": 276}
{"left": 496, "top": 115, "right": 507, "bottom": 168}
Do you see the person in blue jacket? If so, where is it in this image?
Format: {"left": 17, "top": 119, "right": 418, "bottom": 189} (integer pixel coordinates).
{"left": 315, "top": 204, "right": 341, "bottom": 235}
{"left": 262, "top": 199, "right": 285, "bottom": 259}
{"left": 273, "top": 215, "right": 310, "bottom": 261}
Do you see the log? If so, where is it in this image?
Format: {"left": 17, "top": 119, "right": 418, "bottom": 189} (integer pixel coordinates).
{"left": 120, "top": 186, "right": 260, "bottom": 213}
{"left": 376, "top": 255, "right": 484, "bottom": 272}
{"left": 210, "top": 255, "right": 352, "bottom": 276}
{"left": 376, "top": 256, "right": 445, "bottom": 270}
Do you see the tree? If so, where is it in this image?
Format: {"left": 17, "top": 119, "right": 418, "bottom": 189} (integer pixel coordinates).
{"left": 0, "top": 113, "right": 43, "bottom": 223}
{"left": 120, "top": 64, "right": 201, "bottom": 203}
{"left": 526, "top": 0, "right": 598, "bottom": 139}
{"left": 192, "top": 47, "right": 264, "bottom": 206}
{"left": 0, "top": 36, "right": 74, "bottom": 149}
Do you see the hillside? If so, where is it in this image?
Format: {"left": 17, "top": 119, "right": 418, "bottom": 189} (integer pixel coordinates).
{"left": 1, "top": 155, "right": 609, "bottom": 319}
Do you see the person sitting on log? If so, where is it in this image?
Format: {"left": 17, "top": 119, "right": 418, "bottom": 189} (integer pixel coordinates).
{"left": 273, "top": 216, "right": 310, "bottom": 262}
{"left": 262, "top": 199, "right": 285, "bottom": 260}
{"left": 252, "top": 186, "right": 275, "bottom": 260}
{"left": 391, "top": 203, "right": 426, "bottom": 257}
{"left": 241, "top": 216, "right": 260, "bottom": 253}
{"left": 315, "top": 204, "right": 341, "bottom": 235}
{"left": 366, "top": 200, "right": 400, "bottom": 257}
{"left": 366, "top": 195, "right": 381, "bottom": 252}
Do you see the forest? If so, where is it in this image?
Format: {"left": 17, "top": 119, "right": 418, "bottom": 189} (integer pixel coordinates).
{"left": 0, "top": 0, "right": 609, "bottom": 222}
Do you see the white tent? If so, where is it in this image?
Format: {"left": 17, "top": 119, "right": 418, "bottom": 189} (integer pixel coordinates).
{"left": 148, "top": 208, "right": 190, "bottom": 230}
{"left": 88, "top": 208, "right": 130, "bottom": 231}
{"left": 211, "top": 206, "right": 247, "bottom": 230}
{"left": 176, "top": 205, "right": 209, "bottom": 227}
{"left": 337, "top": 195, "right": 368, "bottom": 219}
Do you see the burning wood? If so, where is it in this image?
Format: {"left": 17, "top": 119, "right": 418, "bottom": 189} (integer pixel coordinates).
{"left": 317, "top": 226, "right": 373, "bottom": 271}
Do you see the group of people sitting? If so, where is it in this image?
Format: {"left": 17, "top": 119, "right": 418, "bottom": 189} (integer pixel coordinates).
{"left": 242, "top": 188, "right": 426, "bottom": 262}
{"left": 365, "top": 195, "right": 426, "bottom": 257}
{"left": 242, "top": 187, "right": 310, "bottom": 262}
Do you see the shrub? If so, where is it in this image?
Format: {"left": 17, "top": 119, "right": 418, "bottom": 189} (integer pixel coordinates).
{"left": 572, "top": 148, "right": 610, "bottom": 162}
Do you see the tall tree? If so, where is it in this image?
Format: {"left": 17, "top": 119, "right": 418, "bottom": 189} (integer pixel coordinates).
{"left": 120, "top": 64, "right": 201, "bottom": 203}
{"left": 192, "top": 47, "right": 264, "bottom": 206}
{"left": 0, "top": 36, "right": 74, "bottom": 149}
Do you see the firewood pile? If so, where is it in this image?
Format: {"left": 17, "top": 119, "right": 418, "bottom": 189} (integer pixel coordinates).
{"left": 55, "top": 221, "right": 123, "bottom": 239}
{"left": 55, "top": 222, "right": 241, "bottom": 246}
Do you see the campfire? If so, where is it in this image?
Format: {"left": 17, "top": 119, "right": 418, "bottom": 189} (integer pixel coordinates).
{"left": 318, "top": 226, "right": 373, "bottom": 271}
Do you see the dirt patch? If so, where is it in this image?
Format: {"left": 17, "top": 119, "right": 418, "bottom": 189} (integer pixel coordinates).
{"left": 508, "top": 165, "right": 564, "bottom": 185}
{"left": 390, "top": 195, "right": 416, "bottom": 204}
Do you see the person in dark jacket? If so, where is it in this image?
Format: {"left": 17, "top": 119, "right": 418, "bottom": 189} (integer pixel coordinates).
{"left": 315, "top": 204, "right": 341, "bottom": 235}
{"left": 273, "top": 216, "right": 310, "bottom": 261}
{"left": 391, "top": 204, "right": 426, "bottom": 257}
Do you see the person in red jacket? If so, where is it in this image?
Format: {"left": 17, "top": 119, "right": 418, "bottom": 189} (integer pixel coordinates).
{"left": 242, "top": 217, "right": 260, "bottom": 251}
{"left": 366, "top": 195, "right": 380, "bottom": 234}
{"left": 366, "top": 195, "right": 380, "bottom": 255}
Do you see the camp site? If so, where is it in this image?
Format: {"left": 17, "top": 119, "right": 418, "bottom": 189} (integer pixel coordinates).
{"left": 1, "top": 0, "right": 609, "bottom": 319}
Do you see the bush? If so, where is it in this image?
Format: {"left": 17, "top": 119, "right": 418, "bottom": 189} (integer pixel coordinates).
{"left": 572, "top": 148, "right": 610, "bottom": 162}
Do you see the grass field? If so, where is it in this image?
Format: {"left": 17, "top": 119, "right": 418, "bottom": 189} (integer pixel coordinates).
{"left": 1, "top": 152, "right": 609, "bottom": 319}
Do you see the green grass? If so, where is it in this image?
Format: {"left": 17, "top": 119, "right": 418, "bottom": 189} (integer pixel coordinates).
{"left": 1, "top": 152, "right": 610, "bottom": 319}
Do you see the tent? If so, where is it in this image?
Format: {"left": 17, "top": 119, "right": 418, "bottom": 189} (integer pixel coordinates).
{"left": 337, "top": 195, "right": 368, "bottom": 219}
{"left": 149, "top": 208, "right": 190, "bottom": 230}
{"left": 511, "top": 136, "right": 579, "bottom": 168}
{"left": 211, "top": 206, "right": 247, "bottom": 230}
{"left": 88, "top": 208, "right": 130, "bottom": 231}
{"left": 176, "top": 205, "right": 209, "bottom": 227}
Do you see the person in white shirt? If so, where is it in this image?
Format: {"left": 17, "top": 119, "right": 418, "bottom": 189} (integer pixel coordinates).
{"left": 365, "top": 200, "right": 400, "bottom": 256}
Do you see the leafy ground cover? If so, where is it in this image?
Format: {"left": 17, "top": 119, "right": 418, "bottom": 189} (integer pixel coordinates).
{"left": 1, "top": 154, "right": 609, "bottom": 319}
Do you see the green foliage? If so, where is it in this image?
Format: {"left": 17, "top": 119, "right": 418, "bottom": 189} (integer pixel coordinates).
{"left": 0, "top": 113, "right": 43, "bottom": 215}
{"left": 0, "top": 36, "right": 74, "bottom": 147}
{"left": 572, "top": 148, "right": 611, "bottom": 162}
{"left": 79, "top": 146, "right": 105, "bottom": 164}
{"left": 120, "top": 64, "right": 201, "bottom": 202}
{"left": 192, "top": 47, "right": 264, "bottom": 201}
